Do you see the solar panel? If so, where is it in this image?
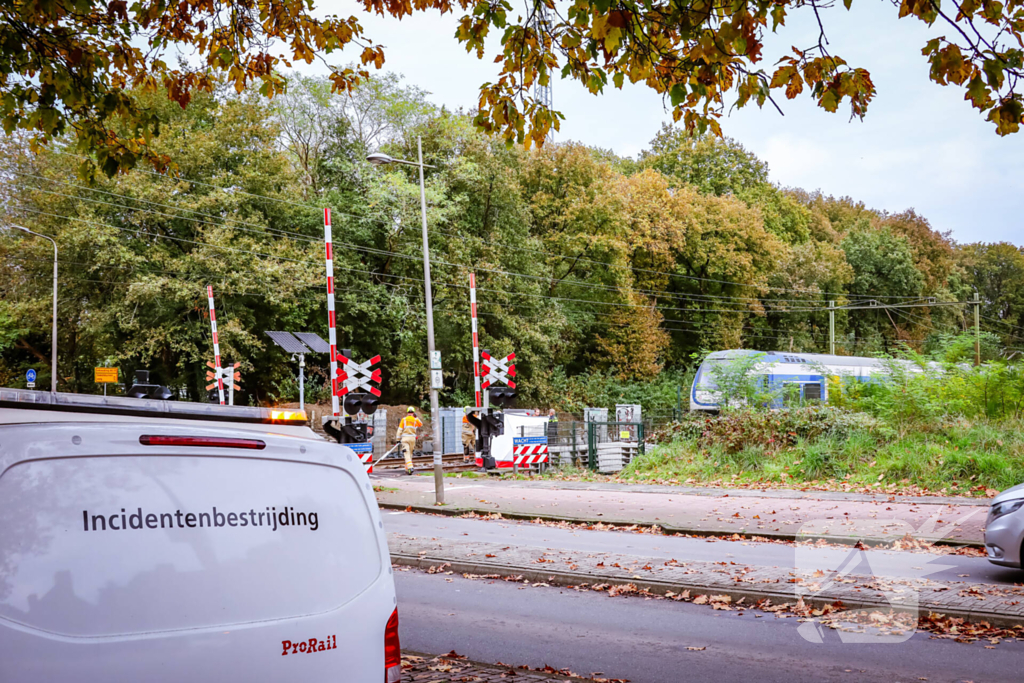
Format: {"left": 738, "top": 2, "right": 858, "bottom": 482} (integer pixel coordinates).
{"left": 264, "top": 331, "right": 310, "bottom": 354}
{"left": 293, "top": 332, "right": 331, "bottom": 353}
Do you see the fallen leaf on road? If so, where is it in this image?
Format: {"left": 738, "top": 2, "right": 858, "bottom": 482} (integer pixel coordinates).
{"left": 686, "top": 646, "right": 706, "bottom": 651}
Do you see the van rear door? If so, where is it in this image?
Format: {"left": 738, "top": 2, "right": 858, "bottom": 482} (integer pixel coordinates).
{"left": 0, "top": 420, "right": 395, "bottom": 682}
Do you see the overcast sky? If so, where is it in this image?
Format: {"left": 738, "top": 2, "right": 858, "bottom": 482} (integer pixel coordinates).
{"left": 313, "top": 1, "right": 1023, "bottom": 246}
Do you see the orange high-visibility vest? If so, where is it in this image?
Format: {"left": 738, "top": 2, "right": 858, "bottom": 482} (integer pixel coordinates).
{"left": 396, "top": 416, "right": 422, "bottom": 439}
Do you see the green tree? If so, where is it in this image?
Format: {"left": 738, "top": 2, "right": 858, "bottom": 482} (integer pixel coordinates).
{"left": 841, "top": 228, "right": 926, "bottom": 352}
{"left": 640, "top": 126, "right": 769, "bottom": 196}
{"left": 958, "top": 242, "right": 1024, "bottom": 344}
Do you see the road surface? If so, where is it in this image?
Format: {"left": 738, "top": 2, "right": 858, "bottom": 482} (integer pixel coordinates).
{"left": 396, "top": 569, "right": 1022, "bottom": 683}
{"left": 384, "top": 510, "right": 1023, "bottom": 585}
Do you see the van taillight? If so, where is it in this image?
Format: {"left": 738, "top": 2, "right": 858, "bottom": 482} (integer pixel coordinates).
{"left": 139, "top": 435, "right": 266, "bottom": 450}
{"left": 384, "top": 607, "right": 401, "bottom": 683}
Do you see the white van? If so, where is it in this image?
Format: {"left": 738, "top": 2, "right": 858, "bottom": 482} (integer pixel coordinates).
{"left": 0, "top": 389, "right": 401, "bottom": 682}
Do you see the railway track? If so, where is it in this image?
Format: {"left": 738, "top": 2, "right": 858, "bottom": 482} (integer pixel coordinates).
{"left": 374, "top": 452, "right": 476, "bottom": 473}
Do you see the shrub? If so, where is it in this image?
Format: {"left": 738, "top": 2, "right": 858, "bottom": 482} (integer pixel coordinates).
{"left": 660, "top": 406, "right": 878, "bottom": 454}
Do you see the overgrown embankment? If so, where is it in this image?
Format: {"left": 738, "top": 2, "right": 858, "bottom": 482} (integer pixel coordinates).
{"left": 623, "top": 358, "right": 1024, "bottom": 496}
{"left": 623, "top": 407, "right": 1022, "bottom": 496}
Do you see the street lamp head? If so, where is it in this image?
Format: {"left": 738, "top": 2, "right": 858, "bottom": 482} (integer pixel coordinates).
{"left": 366, "top": 152, "right": 394, "bottom": 166}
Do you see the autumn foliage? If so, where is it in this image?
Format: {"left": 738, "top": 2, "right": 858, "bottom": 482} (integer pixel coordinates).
{"left": 3, "top": 0, "right": 1024, "bottom": 177}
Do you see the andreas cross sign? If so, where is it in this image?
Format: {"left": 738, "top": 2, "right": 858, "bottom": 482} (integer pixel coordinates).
{"left": 481, "top": 351, "right": 515, "bottom": 390}
{"left": 334, "top": 352, "right": 382, "bottom": 398}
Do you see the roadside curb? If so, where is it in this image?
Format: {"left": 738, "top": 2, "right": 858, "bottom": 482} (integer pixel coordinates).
{"left": 391, "top": 551, "right": 1024, "bottom": 629}
{"left": 378, "top": 501, "right": 986, "bottom": 549}
{"left": 404, "top": 650, "right": 580, "bottom": 682}
{"left": 433, "top": 478, "right": 992, "bottom": 508}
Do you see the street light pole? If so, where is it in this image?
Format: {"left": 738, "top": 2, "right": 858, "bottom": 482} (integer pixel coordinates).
{"left": 367, "top": 139, "right": 445, "bottom": 505}
{"left": 11, "top": 225, "right": 58, "bottom": 393}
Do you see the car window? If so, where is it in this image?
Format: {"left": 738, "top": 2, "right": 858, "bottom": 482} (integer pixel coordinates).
{"left": 0, "top": 447, "right": 381, "bottom": 637}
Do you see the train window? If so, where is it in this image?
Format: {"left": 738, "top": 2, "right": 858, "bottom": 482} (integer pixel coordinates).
{"left": 804, "top": 383, "right": 822, "bottom": 401}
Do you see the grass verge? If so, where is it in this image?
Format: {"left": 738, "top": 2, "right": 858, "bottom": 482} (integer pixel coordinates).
{"left": 618, "top": 417, "right": 1024, "bottom": 497}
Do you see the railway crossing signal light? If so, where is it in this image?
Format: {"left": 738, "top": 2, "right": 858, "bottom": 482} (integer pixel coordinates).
{"left": 335, "top": 391, "right": 380, "bottom": 445}
{"left": 488, "top": 386, "right": 516, "bottom": 408}
{"left": 343, "top": 392, "right": 379, "bottom": 416}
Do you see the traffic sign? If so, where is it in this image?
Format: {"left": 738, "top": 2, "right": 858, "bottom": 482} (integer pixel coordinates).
{"left": 430, "top": 350, "right": 442, "bottom": 370}
{"left": 334, "top": 351, "right": 382, "bottom": 397}
{"left": 481, "top": 351, "right": 515, "bottom": 389}
{"left": 26, "top": 369, "right": 36, "bottom": 383}
{"left": 94, "top": 367, "right": 118, "bottom": 383}
{"left": 430, "top": 369, "right": 443, "bottom": 390}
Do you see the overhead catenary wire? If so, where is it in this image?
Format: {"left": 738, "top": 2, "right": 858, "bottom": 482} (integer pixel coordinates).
{"left": 14, "top": 263, "right": 948, "bottom": 357}
{"left": 5, "top": 197, "right": 983, "bottom": 327}
{"left": 7, "top": 253, "right": 843, "bottom": 341}
{"left": 12, "top": 173, "right": 955, "bottom": 316}
{"left": 10, "top": 207, "right": 434, "bottom": 289}
{"left": 27, "top": 155, "right": 935, "bottom": 300}
{"left": 6, "top": 208, "right": 981, "bottom": 327}
{"left": 11, "top": 206, "right": 840, "bottom": 317}
{"left": 15, "top": 179, "right": 854, "bottom": 311}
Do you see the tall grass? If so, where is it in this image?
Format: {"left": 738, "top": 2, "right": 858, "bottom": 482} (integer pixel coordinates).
{"left": 624, "top": 418, "right": 1024, "bottom": 494}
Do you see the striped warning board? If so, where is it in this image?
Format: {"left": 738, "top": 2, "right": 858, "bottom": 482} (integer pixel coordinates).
{"left": 512, "top": 435, "right": 548, "bottom": 465}
{"left": 348, "top": 442, "right": 374, "bottom": 473}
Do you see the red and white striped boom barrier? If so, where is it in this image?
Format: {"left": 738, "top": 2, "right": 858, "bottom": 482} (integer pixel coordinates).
{"left": 323, "top": 208, "right": 340, "bottom": 417}
{"left": 470, "top": 272, "right": 481, "bottom": 408}
{"left": 206, "top": 285, "right": 225, "bottom": 405}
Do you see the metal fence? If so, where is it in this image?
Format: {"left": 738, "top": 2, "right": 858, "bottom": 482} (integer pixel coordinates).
{"left": 371, "top": 409, "right": 388, "bottom": 458}
{"left": 587, "top": 421, "right": 646, "bottom": 473}
{"left": 540, "top": 420, "right": 588, "bottom": 468}
{"left": 505, "top": 418, "right": 657, "bottom": 472}
{"left": 439, "top": 408, "right": 464, "bottom": 455}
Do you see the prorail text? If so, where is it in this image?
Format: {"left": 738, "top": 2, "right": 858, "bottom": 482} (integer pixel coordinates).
{"left": 282, "top": 635, "right": 337, "bottom": 656}
{"left": 81, "top": 505, "right": 319, "bottom": 532}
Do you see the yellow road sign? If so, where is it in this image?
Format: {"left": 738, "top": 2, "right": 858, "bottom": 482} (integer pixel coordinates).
{"left": 94, "top": 367, "right": 118, "bottom": 383}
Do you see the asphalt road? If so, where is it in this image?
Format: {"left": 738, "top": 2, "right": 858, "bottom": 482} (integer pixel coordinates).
{"left": 384, "top": 511, "right": 1024, "bottom": 585}
{"left": 396, "top": 569, "right": 1023, "bottom": 683}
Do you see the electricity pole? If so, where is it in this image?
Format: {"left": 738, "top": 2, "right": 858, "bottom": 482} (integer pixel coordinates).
{"left": 973, "top": 291, "right": 981, "bottom": 366}
{"left": 12, "top": 225, "right": 58, "bottom": 392}
{"left": 828, "top": 300, "right": 835, "bottom": 355}
{"left": 367, "top": 139, "right": 445, "bottom": 504}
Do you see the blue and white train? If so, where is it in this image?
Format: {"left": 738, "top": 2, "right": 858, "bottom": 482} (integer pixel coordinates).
{"left": 690, "top": 349, "right": 914, "bottom": 412}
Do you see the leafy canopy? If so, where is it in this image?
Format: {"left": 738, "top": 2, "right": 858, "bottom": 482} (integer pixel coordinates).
{"left": 4, "top": 0, "right": 1024, "bottom": 176}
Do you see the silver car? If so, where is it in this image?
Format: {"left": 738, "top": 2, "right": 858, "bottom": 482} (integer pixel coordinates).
{"left": 985, "top": 483, "right": 1024, "bottom": 567}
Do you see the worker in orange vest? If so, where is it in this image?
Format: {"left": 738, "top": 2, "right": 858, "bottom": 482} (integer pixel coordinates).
{"left": 395, "top": 407, "right": 422, "bottom": 475}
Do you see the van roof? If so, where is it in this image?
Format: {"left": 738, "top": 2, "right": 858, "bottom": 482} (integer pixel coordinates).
{"left": 0, "top": 389, "right": 307, "bottom": 427}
